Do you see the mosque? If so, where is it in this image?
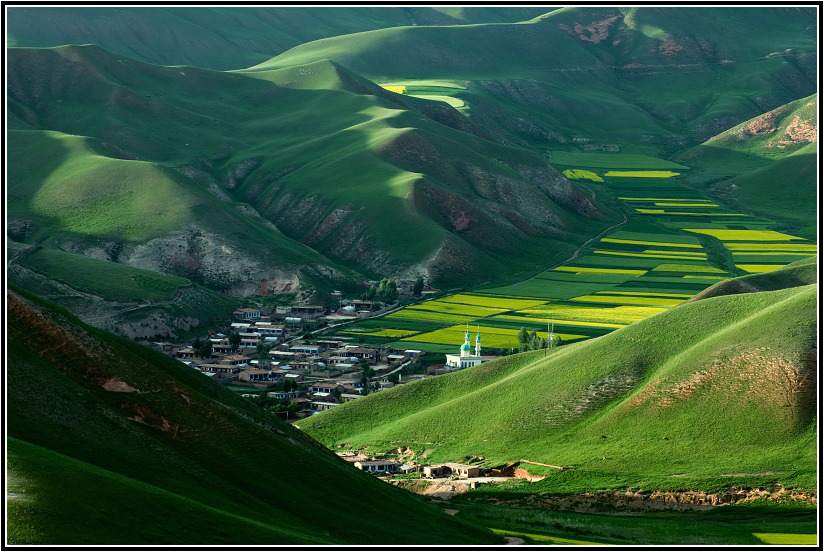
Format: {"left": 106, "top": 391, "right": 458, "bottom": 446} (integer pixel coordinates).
{"left": 444, "top": 326, "right": 485, "bottom": 370}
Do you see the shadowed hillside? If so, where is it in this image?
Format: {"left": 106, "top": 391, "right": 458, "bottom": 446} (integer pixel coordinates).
{"left": 6, "top": 287, "right": 499, "bottom": 545}
{"left": 299, "top": 266, "right": 817, "bottom": 493}
{"left": 5, "top": 6, "right": 554, "bottom": 70}
{"left": 7, "top": 44, "right": 614, "bottom": 321}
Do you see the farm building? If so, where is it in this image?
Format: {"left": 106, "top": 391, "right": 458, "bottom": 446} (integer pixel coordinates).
{"left": 422, "top": 463, "right": 481, "bottom": 478}
{"left": 353, "top": 460, "right": 398, "bottom": 474}
{"left": 232, "top": 308, "right": 261, "bottom": 320}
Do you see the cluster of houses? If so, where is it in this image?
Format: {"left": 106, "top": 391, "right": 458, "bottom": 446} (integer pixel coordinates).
{"left": 155, "top": 289, "right": 502, "bottom": 422}
{"left": 155, "top": 304, "right": 432, "bottom": 420}
{"left": 337, "top": 452, "right": 484, "bottom": 479}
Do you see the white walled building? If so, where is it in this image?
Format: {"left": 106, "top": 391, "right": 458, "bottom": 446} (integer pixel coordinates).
{"left": 445, "top": 327, "right": 485, "bottom": 370}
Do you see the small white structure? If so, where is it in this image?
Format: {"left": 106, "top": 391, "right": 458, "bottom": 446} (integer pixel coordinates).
{"left": 445, "top": 327, "right": 485, "bottom": 370}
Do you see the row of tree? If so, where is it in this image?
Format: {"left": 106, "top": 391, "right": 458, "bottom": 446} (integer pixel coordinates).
{"left": 364, "top": 276, "right": 426, "bottom": 302}
{"left": 516, "top": 327, "right": 560, "bottom": 352}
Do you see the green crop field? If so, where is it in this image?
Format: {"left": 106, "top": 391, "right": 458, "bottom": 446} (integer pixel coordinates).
{"left": 358, "top": 165, "right": 815, "bottom": 355}
{"left": 605, "top": 170, "right": 681, "bottom": 178}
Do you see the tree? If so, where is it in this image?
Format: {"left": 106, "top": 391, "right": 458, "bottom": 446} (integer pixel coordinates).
{"left": 412, "top": 276, "right": 424, "bottom": 297}
{"left": 387, "top": 372, "right": 400, "bottom": 384}
{"left": 375, "top": 278, "right": 398, "bottom": 303}
{"left": 256, "top": 341, "right": 271, "bottom": 360}
{"left": 199, "top": 339, "right": 213, "bottom": 359}
{"left": 228, "top": 331, "right": 241, "bottom": 352}
{"left": 517, "top": 327, "right": 529, "bottom": 352}
{"left": 366, "top": 284, "right": 377, "bottom": 300}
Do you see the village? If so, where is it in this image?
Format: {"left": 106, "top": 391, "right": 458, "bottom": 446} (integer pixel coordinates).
{"left": 150, "top": 289, "right": 518, "bottom": 482}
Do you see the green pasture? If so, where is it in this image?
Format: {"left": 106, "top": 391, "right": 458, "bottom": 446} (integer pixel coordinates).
{"left": 438, "top": 293, "right": 547, "bottom": 310}
{"left": 406, "top": 300, "right": 508, "bottom": 318}
{"left": 455, "top": 501, "right": 817, "bottom": 546}
{"left": 569, "top": 294, "right": 685, "bottom": 307}
{"left": 552, "top": 266, "right": 646, "bottom": 276}
{"left": 548, "top": 152, "right": 688, "bottom": 170}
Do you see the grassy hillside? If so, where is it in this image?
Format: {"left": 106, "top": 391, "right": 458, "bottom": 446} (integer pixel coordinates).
{"left": 8, "top": 44, "right": 613, "bottom": 297}
{"left": 6, "top": 286, "right": 499, "bottom": 545}
{"left": 254, "top": 6, "right": 816, "bottom": 151}
{"left": 6, "top": 6, "right": 553, "bottom": 70}
{"left": 7, "top": 243, "right": 242, "bottom": 337}
{"left": 299, "top": 268, "right": 817, "bottom": 493}
{"left": 689, "top": 257, "right": 816, "bottom": 301}
{"left": 678, "top": 95, "right": 818, "bottom": 238}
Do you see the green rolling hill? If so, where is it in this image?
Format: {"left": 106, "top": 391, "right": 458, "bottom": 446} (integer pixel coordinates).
{"left": 6, "top": 286, "right": 499, "bottom": 545}
{"left": 6, "top": 6, "right": 817, "bottom": 338}
{"left": 678, "top": 95, "right": 818, "bottom": 238}
{"left": 689, "top": 257, "right": 816, "bottom": 301}
{"left": 5, "top": 6, "right": 553, "bottom": 70}
{"left": 253, "top": 6, "right": 816, "bottom": 151}
{"left": 298, "top": 261, "right": 817, "bottom": 493}
{"left": 7, "top": 43, "right": 614, "bottom": 332}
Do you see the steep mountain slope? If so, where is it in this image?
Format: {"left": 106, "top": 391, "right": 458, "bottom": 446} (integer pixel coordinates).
{"left": 299, "top": 267, "right": 817, "bottom": 492}
{"left": 6, "top": 6, "right": 553, "bottom": 70}
{"left": 678, "top": 95, "right": 818, "bottom": 238}
{"left": 253, "top": 6, "right": 816, "bottom": 151}
{"left": 6, "top": 287, "right": 499, "bottom": 545}
{"left": 8, "top": 44, "right": 613, "bottom": 301}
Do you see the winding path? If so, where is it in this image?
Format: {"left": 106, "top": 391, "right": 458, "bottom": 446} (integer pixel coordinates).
{"left": 550, "top": 212, "right": 629, "bottom": 270}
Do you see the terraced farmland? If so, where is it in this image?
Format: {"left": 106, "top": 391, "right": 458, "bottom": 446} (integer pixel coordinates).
{"left": 336, "top": 153, "right": 816, "bottom": 354}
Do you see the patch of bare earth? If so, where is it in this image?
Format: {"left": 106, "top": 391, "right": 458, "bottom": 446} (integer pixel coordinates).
{"left": 737, "top": 110, "right": 780, "bottom": 137}
{"left": 624, "top": 347, "right": 815, "bottom": 425}
{"left": 101, "top": 377, "right": 138, "bottom": 393}
{"left": 659, "top": 35, "right": 684, "bottom": 56}
{"left": 564, "top": 16, "right": 620, "bottom": 44}
{"left": 768, "top": 115, "right": 818, "bottom": 148}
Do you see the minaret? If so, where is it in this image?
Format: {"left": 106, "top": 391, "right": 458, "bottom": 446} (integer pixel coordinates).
{"left": 475, "top": 326, "right": 481, "bottom": 357}
{"left": 460, "top": 325, "right": 471, "bottom": 358}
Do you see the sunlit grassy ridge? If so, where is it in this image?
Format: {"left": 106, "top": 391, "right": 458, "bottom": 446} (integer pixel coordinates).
{"left": 7, "top": 287, "right": 498, "bottom": 545}
{"left": 301, "top": 262, "right": 816, "bottom": 493}
{"left": 254, "top": 7, "right": 816, "bottom": 149}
